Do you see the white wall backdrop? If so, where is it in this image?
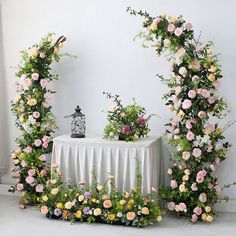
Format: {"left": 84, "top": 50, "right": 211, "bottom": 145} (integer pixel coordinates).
{"left": 0, "top": 0, "right": 235, "bottom": 201}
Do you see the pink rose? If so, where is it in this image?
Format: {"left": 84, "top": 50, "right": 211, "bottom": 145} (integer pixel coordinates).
{"left": 32, "top": 73, "right": 39, "bottom": 81}
{"left": 179, "top": 162, "right": 187, "bottom": 170}
{"left": 167, "top": 202, "right": 175, "bottom": 211}
{"left": 33, "top": 111, "right": 40, "bottom": 119}
{"left": 175, "top": 86, "right": 182, "bottom": 95}
{"left": 44, "top": 92, "right": 53, "bottom": 100}
{"left": 179, "top": 202, "right": 186, "bottom": 211}
{"left": 11, "top": 171, "right": 20, "bottom": 178}
{"left": 198, "top": 111, "right": 206, "bottom": 119}
{"left": 193, "top": 207, "right": 202, "bottom": 216}
{"left": 170, "top": 180, "right": 178, "bottom": 189}
{"left": 43, "top": 102, "right": 50, "bottom": 108}
{"left": 179, "top": 67, "right": 187, "bottom": 76}
{"left": 42, "top": 142, "right": 49, "bottom": 148}
{"left": 199, "top": 193, "right": 207, "bottom": 203}
{"left": 28, "top": 169, "right": 35, "bottom": 177}
{"left": 207, "top": 145, "right": 213, "bottom": 153}
{"left": 40, "top": 206, "right": 48, "bottom": 215}
{"left": 177, "top": 47, "right": 186, "bottom": 57}
{"left": 185, "top": 23, "right": 192, "bottom": 30}
{"left": 208, "top": 182, "right": 213, "bottom": 189}
{"left": 213, "top": 80, "right": 221, "bottom": 89}
{"left": 182, "top": 151, "right": 190, "bottom": 160}
{"left": 191, "top": 182, "right": 198, "bottom": 191}
{"left": 174, "top": 27, "right": 183, "bottom": 37}
{"left": 208, "top": 96, "right": 216, "bottom": 104}
{"left": 186, "top": 120, "right": 192, "bottom": 129}
{"left": 214, "top": 184, "right": 221, "bottom": 193}
{"left": 196, "top": 43, "right": 203, "bottom": 52}
{"left": 167, "top": 168, "right": 172, "bottom": 175}
{"left": 39, "top": 154, "right": 47, "bottom": 161}
{"left": 168, "top": 23, "right": 176, "bottom": 32}
{"left": 23, "top": 78, "right": 32, "bottom": 87}
{"left": 192, "top": 148, "right": 202, "bottom": 158}
{"left": 186, "top": 131, "right": 195, "bottom": 141}
{"left": 36, "top": 184, "right": 44, "bottom": 193}
{"left": 24, "top": 146, "right": 32, "bottom": 153}
{"left": 182, "top": 99, "right": 192, "bottom": 110}
{"left": 39, "top": 52, "right": 46, "bottom": 58}
{"left": 169, "top": 63, "right": 174, "bottom": 71}
{"left": 34, "top": 139, "right": 42, "bottom": 147}
{"left": 16, "top": 183, "right": 24, "bottom": 192}
{"left": 40, "top": 169, "right": 46, "bottom": 176}
{"left": 42, "top": 136, "right": 49, "bottom": 143}
{"left": 25, "top": 176, "right": 35, "bottom": 185}
{"left": 198, "top": 88, "right": 210, "bottom": 98}
{"left": 191, "top": 214, "right": 198, "bottom": 223}
{"left": 175, "top": 75, "right": 181, "bottom": 83}
{"left": 40, "top": 79, "right": 48, "bottom": 88}
{"left": 188, "top": 90, "right": 196, "bottom": 99}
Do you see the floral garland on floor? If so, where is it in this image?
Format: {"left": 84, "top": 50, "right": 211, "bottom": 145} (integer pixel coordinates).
{"left": 9, "top": 33, "right": 66, "bottom": 205}
{"left": 128, "top": 8, "right": 232, "bottom": 222}
{"left": 38, "top": 166, "right": 162, "bottom": 227}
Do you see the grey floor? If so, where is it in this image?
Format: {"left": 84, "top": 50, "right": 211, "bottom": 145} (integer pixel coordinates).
{"left": 0, "top": 195, "right": 236, "bottom": 236}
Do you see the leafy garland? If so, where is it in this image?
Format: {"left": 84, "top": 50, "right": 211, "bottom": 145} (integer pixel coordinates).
{"left": 38, "top": 166, "right": 162, "bottom": 227}
{"left": 9, "top": 33, "right": 66, "bottom": 205}
{"left": 128, "top": 8, "right": 233, "bottom": 222}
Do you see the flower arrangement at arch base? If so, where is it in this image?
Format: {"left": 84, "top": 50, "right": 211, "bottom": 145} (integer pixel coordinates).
{"left": 38, "top": 166, "right": 162, "bottom": 227}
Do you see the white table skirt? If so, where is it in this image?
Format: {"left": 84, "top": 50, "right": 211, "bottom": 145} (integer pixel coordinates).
{"left": 51, "top": 135, "right": 161, "bottom": 194}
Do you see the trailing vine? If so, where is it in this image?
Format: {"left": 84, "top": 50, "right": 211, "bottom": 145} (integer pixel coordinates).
{"left": 128, "top": 8, "right": 232, "bottom": 222}
{"left": 9, "top": 33, "right": 66, "bottom": 205}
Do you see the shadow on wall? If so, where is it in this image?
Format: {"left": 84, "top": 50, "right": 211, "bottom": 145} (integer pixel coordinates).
{"left": 0, "top": 4, "right": 9, "bottom": 178}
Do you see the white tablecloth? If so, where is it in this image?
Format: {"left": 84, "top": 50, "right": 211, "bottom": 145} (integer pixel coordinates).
{"left": 51, "top": 135, "right": 161, "bottom": 194}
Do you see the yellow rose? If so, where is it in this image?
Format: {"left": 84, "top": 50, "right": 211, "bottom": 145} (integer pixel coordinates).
{"left": 56, "top": 202, "right": 63, "bottom": 209}
{"left": 11, "top": 153, "right": 16, "bottom": 159}
{"left": 128, "top": 199, "right": 134, "bottom": 205}
{"left": 157, "top": 216, "right": 162, "bottom": 222}
{"left": 108, "top": 213, "right": 115, "bottom": 221}
{"left": 150, "top": 22, "right": 157, "bottom": 31}
{"left": 93, "top": 208, "right": 102, "bottom": 216}
{"left": 182, "top": 175, "right": 189, "bottom": 181}
{"left": 209, "top": 65, "right": 216, "bottom": 73}
{"left": 160, "top": 14, "right": 166, "bottom": 18}
{"left": 175, "top": 205, "right": 180, "bottom": 212}
{"left": 102, "top": 194, "right": 108, "bottom": 200}
{"left": 75, "top": 210, "right": 82, "bottom": 219}
{"left": 51, "top": 187, "right": 59, "bottom": 195}
{"left": 170, "top": 17, "right": 178, "bottom": 23}
{"left": 42, "top": 195, "right": 48, "bottom": 202}
{"left": 177, "top": 110, "right": 185, "bottom": 119}
{"left": 123, "top": 192, "right": 129, "bottom": 198}
{"left": 207, "top": 48, "right": 212, "bottom": 55}
{"left": 179, "top": 184, "right": 186, "bottom": 192}
{"left": 141, "top": 207, "right": 149, "bottom": 215}
{"left": 19, "top": 116, "right": 24, "bottom": 123}
{"left": 91, "top": 198, "right": 97, "bottom": 203}
{"left": 204, "top": 128, "right": 212, "bottom": 135}
{"left": 205, "top": 206, "right": 212, "bottom": 213}
{"left": 58, "top": 42, "right": 64, "bottom": 49}
{"left": 202, "top": 213, "right": 207, "bottom": 221}
{"left": 108, "top": 105, "right": 117, "bottom": 113}
{"left": 14, "top": 159, "right": 20, "bottom": 165}
{"left": 19, "top": 153, "right": 25, "bottom": 159}
{"left": 206, "top": 215, "right": 213, "bottom": 222}
{"left": 78, "top": 195, "right": 84, "bottom": 202}
{"left": 15, "top": 95, "right": 21, "bottom": 103}
{"left": 65, "top": 201, "right": 72, "bottom": 210}
{"left": 119, "top": 199, "right": 126, "bottom": 206}
{"left": 184, "top": 169, "right": 190, "bottom": 175}
{"left": 208, "top": 73, "right": 215, "bottom": 82}
{"left": 51, "top": 179, "right": 57, "bottom": 184}
{"left": 27, "top": 98, "right": 37, "bottom": 106}
{"left": 96, "top": 184, "right": 103, "bottom": 191}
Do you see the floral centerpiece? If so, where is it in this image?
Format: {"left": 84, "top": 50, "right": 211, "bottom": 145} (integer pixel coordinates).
{"left": 9, "top": 33, "right": 67, "bottom": 206}
{"left": 103, "top": 92, "right": 151, "bottom": 142}
{"left": 39, "top": 166, "right": 162, "bottom": 227}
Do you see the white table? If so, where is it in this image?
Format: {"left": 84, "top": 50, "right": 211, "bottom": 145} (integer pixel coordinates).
{"left": 51, "top": 135, "right": 161, "bottom": 194}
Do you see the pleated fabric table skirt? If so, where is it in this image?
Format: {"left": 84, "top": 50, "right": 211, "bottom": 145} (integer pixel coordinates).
{"left": 51, "top": 135, "right": 161, "bottom": 194}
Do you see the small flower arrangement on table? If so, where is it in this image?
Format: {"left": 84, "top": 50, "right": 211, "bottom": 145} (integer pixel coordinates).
{"left": 103, "top": 92, "right": 152, "bottom": 142}
{"left": 39, "top": 166, "right": 162, "bottom": 227}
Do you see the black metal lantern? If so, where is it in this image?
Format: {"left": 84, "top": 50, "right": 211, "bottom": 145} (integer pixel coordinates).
{"left": 65, "top": 106, "right": 86, "bottom": 138}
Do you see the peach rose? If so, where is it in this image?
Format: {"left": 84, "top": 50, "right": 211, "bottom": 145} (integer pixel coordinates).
{"left": 126, "top": 211, "right": 136, "bottom": 221}
{"left": 103, "top": 199, "right": 112, "bottom": 209}
{"left": 40, "top": 206, "right": 48, "bottom": 215}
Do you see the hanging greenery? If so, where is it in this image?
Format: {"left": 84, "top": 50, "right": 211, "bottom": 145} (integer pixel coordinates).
{"left": 9, "top": 33, "right": 66, "bottom": 206}
{"left": 128, "top": 7, "right": 233, "bottom": 222}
